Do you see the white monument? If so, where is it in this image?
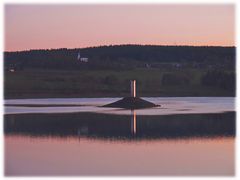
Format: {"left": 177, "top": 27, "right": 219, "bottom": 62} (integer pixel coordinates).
{"left": 130, "top": 80, "right": 136, "bottom": 97}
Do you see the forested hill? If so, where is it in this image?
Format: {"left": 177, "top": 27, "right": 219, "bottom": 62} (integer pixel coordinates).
{"left": 4, "top": 45, "right": 235, "bottom": 70}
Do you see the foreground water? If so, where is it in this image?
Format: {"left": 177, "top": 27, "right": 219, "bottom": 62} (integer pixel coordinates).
{"left": 4, "top": 97, "right": 235, "bottom": 176}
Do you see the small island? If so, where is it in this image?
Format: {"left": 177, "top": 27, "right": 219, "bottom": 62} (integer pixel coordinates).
{"left": 103, "top": 80, "right": 160, "bottom": 109}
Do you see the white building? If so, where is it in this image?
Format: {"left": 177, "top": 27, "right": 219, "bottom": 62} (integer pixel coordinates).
{"left": 77, "top": 52, "right": 88, "bottom": 62}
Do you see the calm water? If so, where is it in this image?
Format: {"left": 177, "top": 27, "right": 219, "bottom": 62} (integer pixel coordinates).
{"left": 4, "top": 97, "right": 234, "bottom": 115}
{"left": 4, "top": 97, "right": 235, "bottom": 176}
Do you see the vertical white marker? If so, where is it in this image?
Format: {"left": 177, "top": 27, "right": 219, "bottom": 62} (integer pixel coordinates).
{"left": 131, "top": 80, "right": 136, "bottom": 97}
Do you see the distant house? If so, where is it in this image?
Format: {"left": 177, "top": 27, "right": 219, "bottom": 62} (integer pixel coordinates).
{"left": 173, "top": 63, "right": 181, "bottom": 69}
{"left": 9, "top": 68, "right": 15, "bottom": 72}
{"left": 77, "top": 52, "right": 88, "bottom": 62}
{"left": 6, "top": 63, "right": 17, "bottom": 72}
{"left": 145, "top": 63, "right": 151, "bottom": 68}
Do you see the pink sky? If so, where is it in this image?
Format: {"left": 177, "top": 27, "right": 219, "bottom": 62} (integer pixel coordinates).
{"left": 5, "top": 4, "right": 235, "bottom": 51}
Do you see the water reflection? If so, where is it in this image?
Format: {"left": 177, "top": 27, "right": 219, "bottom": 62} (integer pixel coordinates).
{"left": 4, "top": 111, "right": 235, "bottom": 140}
{"left": 131, "top": 110, "right": 137, "bottom": 135}
{"left": 4, "top": 111, "right": 235, "bottom": 176}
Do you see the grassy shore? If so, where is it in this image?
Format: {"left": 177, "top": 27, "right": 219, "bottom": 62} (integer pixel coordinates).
{"left": 4, "top": 68, "right": 234, "bottom": 99}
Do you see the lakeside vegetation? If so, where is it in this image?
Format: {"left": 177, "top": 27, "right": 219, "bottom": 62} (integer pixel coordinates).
{"left": 4, "top": 68, "right": 235, "bottom": 98}
{"left": 4, "top": 45, "right": 235, "bottom": 98}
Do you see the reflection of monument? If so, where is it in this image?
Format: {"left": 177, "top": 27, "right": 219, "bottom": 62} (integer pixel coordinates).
{"left": 131, "top": 110, "right": 137, "bottom": 135}
{"left": 103, "top": 80, "right": 159, "bottom": 109}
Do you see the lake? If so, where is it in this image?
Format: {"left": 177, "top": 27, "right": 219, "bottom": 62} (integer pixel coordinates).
{"left": 4, "top": 97, "right": 235, "bottom": 176}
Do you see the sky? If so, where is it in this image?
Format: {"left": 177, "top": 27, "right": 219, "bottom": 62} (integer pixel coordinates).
{"left": 4, "top": 4, "right": 235, "bottom": 51}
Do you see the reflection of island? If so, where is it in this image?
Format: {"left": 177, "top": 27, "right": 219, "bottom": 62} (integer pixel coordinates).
{"left": 4, "top": 112, "right": 235, "bottom": 140}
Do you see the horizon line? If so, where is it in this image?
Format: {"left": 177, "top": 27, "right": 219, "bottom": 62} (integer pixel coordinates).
{"left": 4, "top": 43, "right": 236, "bottom": 53}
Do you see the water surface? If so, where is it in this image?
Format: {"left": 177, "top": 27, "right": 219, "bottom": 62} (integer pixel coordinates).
{"left": 4, "top": 97, "right": 234, "bottom": 115}
{"left": 4, "top": 97, "right": 235, "bottom": 176}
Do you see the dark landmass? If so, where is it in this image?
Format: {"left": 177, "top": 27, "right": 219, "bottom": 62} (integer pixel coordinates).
{"left": 4, "top": 45, "right": 236, "bottom": 98}
{"left": 4, "top": 112, "right": 235, "bottom": 140}
{"left": 103, "top": 97, "right": 159, "bottom": 109}
{"left": 4, "top": 45, "right": 235, "bottom": 70}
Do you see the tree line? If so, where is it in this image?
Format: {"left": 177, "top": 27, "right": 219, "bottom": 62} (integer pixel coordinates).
{"left": 4, "top": 45, "right": 235, "bottom": 70}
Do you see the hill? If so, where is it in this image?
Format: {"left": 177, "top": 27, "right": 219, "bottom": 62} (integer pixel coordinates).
{"left": 4, "top": 45, "right": 236, "bottom": 98}
{"left": 4, "top": 45, "right": 235, "bottom": 70}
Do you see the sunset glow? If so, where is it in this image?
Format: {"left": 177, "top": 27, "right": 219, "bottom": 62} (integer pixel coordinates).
{"left": 5, "top": 4, "right": 235, "bottom": 51}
